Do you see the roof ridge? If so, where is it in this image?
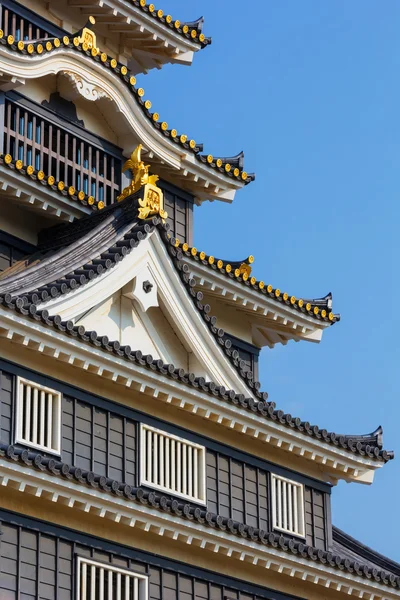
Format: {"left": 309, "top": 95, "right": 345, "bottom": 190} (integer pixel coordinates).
{"left": 132, "top": 3, "right": 211, "bottom": 47}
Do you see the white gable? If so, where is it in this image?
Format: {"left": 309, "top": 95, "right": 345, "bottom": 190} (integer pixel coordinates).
{"left": 74, "top": 291, "right": 189, "bottom": 370}
{"left": 38, "top": 231, "right": 253, "bottom": 396}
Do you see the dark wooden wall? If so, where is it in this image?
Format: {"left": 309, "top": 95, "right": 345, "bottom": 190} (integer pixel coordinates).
{"left": 206, "top": 451, "right": 269, "bottom": 530}
{"left": 0, "top": 512, "right": 303, "bottom": 600}
{"left": 0, "top": 230, "right": 36, "bottom": 272}
{"left": 62, "top": 395, "right": 136, "bottom": 485}
{"left": 305, "top": 487, "right": 327, "bottom": 550}
{"left": 159, "top": 179, "right": 194, "bottom": 245}
{"left": 0, "top": 369, "right": 12, "bottom": 443}
{"left": 0, "top": 364, "right": 331, "bottom": 551}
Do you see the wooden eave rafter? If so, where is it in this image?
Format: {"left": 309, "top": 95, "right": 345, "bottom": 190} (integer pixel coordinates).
{"left": 0, "top": 306, "right": 383, "bottom": 486}
{"left": 0, "top": 461, "right": 397, "bottom": 599}
{"left": 66, "top": 0, "right": 205, "bottom": 73}
{"left": 142, "top": 150, "right": 241, "bottom": 205}
{"left": 0, "top": 162, "right": 91, "bottom": 222}
{"left": 184, "top": 259, "right": 330, "bottom": 346}
{"left": 0, "top": 46, "right": 245, "bottom": 205}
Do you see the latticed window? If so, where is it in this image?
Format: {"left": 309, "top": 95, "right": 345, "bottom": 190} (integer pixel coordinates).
{"left": 271, "top": 474, "right": 305, "bottom": 537}
{"left": 140, "top": 424, "right": 206, "bottom": 504}
{"left": 15, "top": 377, "right": 61, "bottom": 454}
{"left": 76, "top": 557, "right": 148, "bottom": 600}
{"left": 3, "top": 95, "right": 122, "bottom": 206}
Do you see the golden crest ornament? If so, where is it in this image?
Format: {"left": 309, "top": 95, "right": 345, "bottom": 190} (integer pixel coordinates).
{"left": 117, "top": 144, "right": 168, "bottom": 221}
{"left": 138, "top": 184, "right": 168, "bottom": 220}
{"left": 78, "top": 16, "right": 99, "bottom": 53}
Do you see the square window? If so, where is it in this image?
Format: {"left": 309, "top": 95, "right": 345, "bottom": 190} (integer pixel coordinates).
{"left": 140, "top": 424, "right": 206, "bottom": 504}
{"left": 15, "top": 377, "right": 61, "bottom": 455}
{"left": 271, "top": 474, "right": 305, "bottom": 538}
{"left": 76, "top": 556, "right": 148, "bottom": 600}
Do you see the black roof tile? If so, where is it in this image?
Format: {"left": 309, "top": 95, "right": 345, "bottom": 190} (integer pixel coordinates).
{"left": 332, "top": 526, "right": 400, "bottom": 578}
{"left": 129, "top": 4, "right": 211, "bottom": 47}
{"left": 176, "top": 241, "right": 339, "bottom": 324}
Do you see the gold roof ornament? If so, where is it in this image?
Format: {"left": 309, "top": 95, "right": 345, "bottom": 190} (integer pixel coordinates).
{"left": 117, "top": 144, "right": 168, "bottom": 221}
{"left": 238, "top": 262, "right": 252, "bottom": 277}
{"left": 77, "top": 16, "right": 99, "bottom": 53}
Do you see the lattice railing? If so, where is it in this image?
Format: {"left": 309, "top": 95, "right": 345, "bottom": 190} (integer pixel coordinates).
{"left": 3, "top": 96, "right": 122, "bottom": 206}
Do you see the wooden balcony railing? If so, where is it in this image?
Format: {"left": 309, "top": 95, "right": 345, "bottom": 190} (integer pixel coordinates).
{"left": 2, "top": 93, "right": 123, "bottom": 206}
{"left": 0, "top": 0, "right": 64, "bottom": 41}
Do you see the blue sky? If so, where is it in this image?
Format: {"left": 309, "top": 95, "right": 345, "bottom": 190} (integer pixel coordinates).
{"left": 138, "top": 2, "right": 400, "bottom": 560}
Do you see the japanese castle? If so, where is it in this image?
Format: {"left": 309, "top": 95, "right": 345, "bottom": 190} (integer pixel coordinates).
{"left": 0, "top": 1, "right": 398, "bottom": 599}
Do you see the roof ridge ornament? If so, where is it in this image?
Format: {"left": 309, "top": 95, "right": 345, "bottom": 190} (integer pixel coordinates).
{"left": 118, "top": 144, "right": 168, "bottom": 221}
{"left": 76, "top": 16, "right": 99, "bottom": 53}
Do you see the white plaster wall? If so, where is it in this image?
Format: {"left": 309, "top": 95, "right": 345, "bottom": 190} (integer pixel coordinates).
{"left": 148, "top": 302, "right": 188, "bottom": 369}
{"left": 76, "top": 292, "right": 160, "bottom": 359}
{"left": 20, "top": 75, "right": 120, "bottom": 146}
{"left": 75, "top": 290, "right": 195, "bottom": 367}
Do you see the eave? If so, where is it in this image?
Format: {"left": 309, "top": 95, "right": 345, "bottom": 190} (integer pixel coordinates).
{"left": 65, "top": 0, "right": 211, "bottom": 74}
{"left": 0, "top": 457, "right": 399, "bottom": 599}
{"left": 183, "top": 257, "right": 335, "bottom": 347}
{"left": 0, "top": 305, "right": 387, "bottom": 485}
{"left": 0, "top": 39, "right": 251, "bottom": 204}
{"left": 0, "top": 158, "right": 93, "bottom": 223}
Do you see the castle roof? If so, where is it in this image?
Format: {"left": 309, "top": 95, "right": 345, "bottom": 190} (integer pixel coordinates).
{"left": 0, "top": 192, "right": 392, "bottom": 467}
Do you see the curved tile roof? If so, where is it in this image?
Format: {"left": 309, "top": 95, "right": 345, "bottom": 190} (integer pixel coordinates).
{"left": 0, "top": 193, "right": 391, "bottom": 463}
{"left": 0, "top": 33, "right": 253, "bottom": 185}
{"left": 131, "top": 4, "right": 211, "bottom": 47}
{"left": 175, "top": 240, "right": 340, "bottom": 324}
{"left": 0, "top": 443, "right": 398, "bottom": 589}
{"left": 333, "top": 527, "right": 400, "bottom": 578}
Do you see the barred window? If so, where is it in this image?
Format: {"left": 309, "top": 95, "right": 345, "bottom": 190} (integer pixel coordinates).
{"left": 140, "top": 424, "right": 206, "bottom": 504}
{"left": 76, "top": 557, "right": 148, "bottom": 600}
{"left": 271, "top": 474, "right": 305, "bottom": 537}
{"left": 4, "top": 94, "right": 122, "bottom": 206}
{"left": 15, "top": 377, "right": 61, "bottom": 454}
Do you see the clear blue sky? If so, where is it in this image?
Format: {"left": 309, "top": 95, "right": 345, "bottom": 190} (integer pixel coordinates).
{"left": 138, "top": 1, "right": 400, "bottom": 560}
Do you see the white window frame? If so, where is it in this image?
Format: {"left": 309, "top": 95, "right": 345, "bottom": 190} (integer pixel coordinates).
{"left": 14, "top": 376, "right": 62, "bottom": 455}
{"left": 271, "top": 473, "right": 305, "bottom": 538}
{"left": 76, "top": 556, "right": 148, "bottom": 600}
{"left": 140, "top": 423, "right": 207, "bottom": 505}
